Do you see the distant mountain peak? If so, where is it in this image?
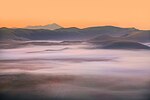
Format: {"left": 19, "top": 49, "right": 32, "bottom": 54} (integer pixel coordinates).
{"left": 25, "top": 23, "right": 63, "bottom": 30}
{"left": 51, "top": 23, "right": 59, "bottom": 25}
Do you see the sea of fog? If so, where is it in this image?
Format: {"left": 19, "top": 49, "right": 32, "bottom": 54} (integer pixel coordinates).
{"left": 0, "top": 43, "right": 150, "bottom": 100}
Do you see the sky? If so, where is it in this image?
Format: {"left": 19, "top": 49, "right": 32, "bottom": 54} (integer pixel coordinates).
{"left": 0, "top": 0, "right": 150, "bottom": 29}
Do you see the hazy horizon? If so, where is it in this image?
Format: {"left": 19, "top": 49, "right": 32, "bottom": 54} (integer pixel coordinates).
{"left": 1, "top": 23, "right": 150, "bottom": 31}
{"left": 0, "top": 0, "right": 150, "bottom": 30}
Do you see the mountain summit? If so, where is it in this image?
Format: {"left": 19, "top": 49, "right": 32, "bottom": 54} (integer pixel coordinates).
{"left": 25, "top": 23, "right": 62, "bottom": 30}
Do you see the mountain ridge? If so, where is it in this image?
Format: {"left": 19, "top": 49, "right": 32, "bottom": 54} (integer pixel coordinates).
{"left": 0, "top": 26, "right": 150, "bottom": 42}
{"left": 25, "top": 23, "right": 62, "bottom": 30}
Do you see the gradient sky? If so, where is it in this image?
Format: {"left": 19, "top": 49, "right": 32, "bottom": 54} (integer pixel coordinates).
{"left": 0, "top": 0, "right": 150, "bottom": 29}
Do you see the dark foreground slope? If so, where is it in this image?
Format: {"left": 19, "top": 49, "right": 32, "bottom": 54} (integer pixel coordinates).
{"left": 102, "top": 41, "right": 150, "bottom": 49}
{"left": 88, "top": 34, "right": 150, "bottom": 49}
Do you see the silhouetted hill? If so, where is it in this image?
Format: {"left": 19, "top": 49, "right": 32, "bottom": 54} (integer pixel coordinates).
{"left": 82, "top": 26, "right": 137, "bottom": 36}
{"left": 0, "top": 27, "right": 28, "bottom": 41}
{"left": 89, "top": 39, "right": 150, "bottom": 49}
{"left": 55, "top": 27, "right": 81, "bottom": 32}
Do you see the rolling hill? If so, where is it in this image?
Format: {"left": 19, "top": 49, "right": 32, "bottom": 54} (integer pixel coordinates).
{"left": 125, "top": 31, "right": 150, "bottom": 42}
{"left": 102, "top": 40, "right": 150, "bottom": 49}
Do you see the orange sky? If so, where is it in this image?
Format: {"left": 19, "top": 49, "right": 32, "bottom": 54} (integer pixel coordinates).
{"left": 0, "top": 0, "right": 150, "bottom": 29}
